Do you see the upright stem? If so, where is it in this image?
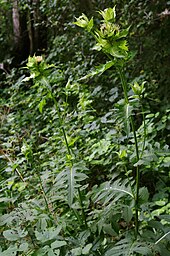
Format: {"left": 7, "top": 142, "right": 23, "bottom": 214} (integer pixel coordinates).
{"left": 140, "top": 104, "right": 146, "bottom": 158}
{"left": 42, "top": 77, "right": 87, "bottom": 227}
{"left": 118, "top": 67, "right": 140, "bottom": 238}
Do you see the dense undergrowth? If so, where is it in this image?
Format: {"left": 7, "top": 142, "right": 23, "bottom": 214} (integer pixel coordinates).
{"left": 0, "top": 6, "right": 170, "bottom": 256}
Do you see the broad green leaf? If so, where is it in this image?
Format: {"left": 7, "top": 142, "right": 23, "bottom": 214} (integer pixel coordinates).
{"left": 71, "top": 247, "right": 82, "bottom": 255}
{"left": 82, "top": 243, "right": 92, "bottom": 254}
{"left": 103, "top": 224, "right": 117, "bottom": 236}
{"left": 18, "top": 243, "right": 29, "bottom": 252}
{"left": 35, "top": 226, "right": 62, "bottom": 243}
{"left": 0, "top": 246, "right": 18, "bottom": 256}
{"left": 163, "top": 156, "right": 170, "bottom": 167}
{"left": 3, "top": 229, "right": 28, "bottom": 241}
{"left": 48, "top": 248, "right": 55, "bottom": 256}
{"left": 139, "top": 187, "right": 149, "bottom": 204}
{"left": 51, "top": 240, "right": 67, "bottom": 249}
{"left": 122, "top": 206, "right": 133, "bottom": 223}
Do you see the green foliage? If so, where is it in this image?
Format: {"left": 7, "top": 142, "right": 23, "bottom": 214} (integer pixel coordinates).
{"left": 0, "top": 4, "right": 170, "bottom": 256}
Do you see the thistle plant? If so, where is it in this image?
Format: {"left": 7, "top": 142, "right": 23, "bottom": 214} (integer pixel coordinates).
{"left": 74, "top": 6, "right": 145, "bottom": 239}
{"left": 24, "top": 55, "right": 87, "bottom": 226}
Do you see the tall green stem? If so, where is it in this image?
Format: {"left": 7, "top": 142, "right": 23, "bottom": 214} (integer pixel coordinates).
{"left": 42, "top": 77, "right": 87, "bottom": 227}
{"left": 118, "top": 67, "right": 140, "bottom": 238}
{"left": 140, "top": 104, "right": 146, "bottom": 158}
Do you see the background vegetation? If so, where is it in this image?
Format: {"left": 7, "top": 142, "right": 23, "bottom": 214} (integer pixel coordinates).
{"left": 0, "top": 0, "right": 170, "bottom": 255}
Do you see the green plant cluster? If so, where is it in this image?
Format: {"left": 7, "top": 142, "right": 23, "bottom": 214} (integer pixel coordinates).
{"left": 0, "top": 6, "right": 170, "bottom": 256}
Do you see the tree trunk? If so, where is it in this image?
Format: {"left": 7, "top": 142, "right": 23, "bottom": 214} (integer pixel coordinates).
{"left": 12, "top": 0, "right": 21, "bottom": 47}
{"left": 33, "top": 0, "right": 40, "bottom": 52}
{"left": 28, "top": 0, "right": 47, "bottom": 56}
